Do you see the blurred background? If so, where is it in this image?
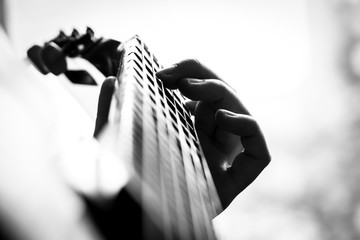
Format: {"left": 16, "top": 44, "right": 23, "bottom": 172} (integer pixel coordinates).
{"left": 2, "top": 0, "right": 360, "bottom": 239}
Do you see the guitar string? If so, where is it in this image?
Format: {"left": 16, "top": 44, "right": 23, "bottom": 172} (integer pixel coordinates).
{"left": 120, "top": 36, "right": 220, "bottom": 239}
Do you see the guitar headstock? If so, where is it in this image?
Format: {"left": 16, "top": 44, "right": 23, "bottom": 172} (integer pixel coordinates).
{"left": 27, "top": 27, "right": 122, "bottom": 85}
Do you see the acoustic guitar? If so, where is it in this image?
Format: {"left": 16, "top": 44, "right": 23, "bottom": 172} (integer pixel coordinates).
{"left": 27, "top": 28, "right": 222, "bottom": 240}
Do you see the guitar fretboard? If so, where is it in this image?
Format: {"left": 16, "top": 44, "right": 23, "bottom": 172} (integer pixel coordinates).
{"left": 110, "top": 35, "right": 222, "bottom": 240}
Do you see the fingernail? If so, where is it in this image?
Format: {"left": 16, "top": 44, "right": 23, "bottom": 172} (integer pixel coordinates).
{"left": 156, "top": 64, "right": 177, "bottom": 77}
{"left": 219, "top": 109, "right": 237, "bottom": 117}
{"left": 187, "top": 78, "right": 204, "bottom": 84}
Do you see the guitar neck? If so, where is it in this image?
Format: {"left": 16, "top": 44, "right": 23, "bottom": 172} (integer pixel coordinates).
{"left": 107, "top": 35, "right": 222, "bottom": 240}
{"left": 25, "top": 28, "right": 223, "bottom": 240}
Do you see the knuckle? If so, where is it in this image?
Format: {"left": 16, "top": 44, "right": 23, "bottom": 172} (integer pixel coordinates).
{"left": 180, "top": 58, "right": 203, "bottom": 72}
{"left": 207, "top": 78, "right": 227, "bottom": 91}
{"left": 187, "top": 58, "right": 202, "bottom": 67}
{"left": 260, "top": 142, "right": 271, "bottom": 165}
{"left": 252, "top": 118, "right": 261, "bottom": 133}
{"left": 264, "top": 153, "right": 272, "bottom": 165}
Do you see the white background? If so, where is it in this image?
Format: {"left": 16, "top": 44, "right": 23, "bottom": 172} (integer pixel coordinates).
{"left": 5, "top": 0, "right": 360, "bottom": 239}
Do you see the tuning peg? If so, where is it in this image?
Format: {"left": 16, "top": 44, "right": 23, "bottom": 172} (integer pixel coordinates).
{"left": 49, "top": 30, "right": 69, "bottom": 48}
{"left": 41, "top": 42, "right": 67, "bottom": 76}
{"left": 70, "top": 28, "right": 80, "bottom": 39}
{"left": 86, "top": 27, "right": 94, "bottom": 37}
{"left": 27, "top": 44, "right": 50, "bottom": 74}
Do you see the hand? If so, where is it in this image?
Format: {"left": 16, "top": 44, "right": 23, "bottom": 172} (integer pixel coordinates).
{"left": 156, "top": 59, "right": 271, "bottom": 210}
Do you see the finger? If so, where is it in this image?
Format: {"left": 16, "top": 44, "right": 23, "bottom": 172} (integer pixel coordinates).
{"left": 94, "top": 76, "right": 116, "bottom": 138}
{"left": 179, "top": 78, "right": 249, "bottom": 115}
{"left": 215, "top": 109, "right": 271, "bottom": 163}
{"left": 179, "top": 79, "right": 249, "bottom": 144}
{"left": 155, "top": 59, "right": 220, "bottom": 89}
{"left": 215, "top": 109, "right": 271, "bottom": 202}
{"left": 184, "top": 100, "right": 197, "bottom": 115}
{"left": 179, "top": 78, "right": 224, "bottom": 101}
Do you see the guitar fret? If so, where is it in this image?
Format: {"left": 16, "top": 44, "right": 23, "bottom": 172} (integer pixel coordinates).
{"left": 112, "top": 35, "right": 222, "bottom": 240}
{"left": 159, "top": 135, "right": 177, "bottom": 238}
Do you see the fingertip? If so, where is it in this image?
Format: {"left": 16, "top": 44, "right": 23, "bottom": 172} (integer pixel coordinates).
{"left": 215, "top": 109, "right": 225, "bottom": 120}
{"left": 184, "top": 100, "right": 197, "bottom": 115}
{"left": 101, "top": 76, "right": 116, "bottom": 90}
{"left": 94, "top": 77, "right": 116, "bottom": 138}
{"left": 155, "top": 64, "right": 177, "bottom": 78}
{"left": 215, "top": 109, "right": 236, "bottom": 121}
{"left": 215, "top": 109, "right": 231, "bottom": 130}
{"left": 177, "top": 78, "right": 200, "bottom": 98}
{"left": 156, "top": 58, "right": 219, "bottom": 80}
{"left": 98, "top": 77, "right": 116, "bottom": 102}
{"left": 156, "top": 64, "right": 181, "bottom": 89}
{"left": 215, "top": 110, "right": 260, "bottom": 137}
{"left": 96, "top": 76, "right": 117, "bottom": 130}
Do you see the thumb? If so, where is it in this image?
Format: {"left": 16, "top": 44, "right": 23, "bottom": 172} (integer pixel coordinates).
{"left": 94, "top": 76, "right": 116, "bottom": 138}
